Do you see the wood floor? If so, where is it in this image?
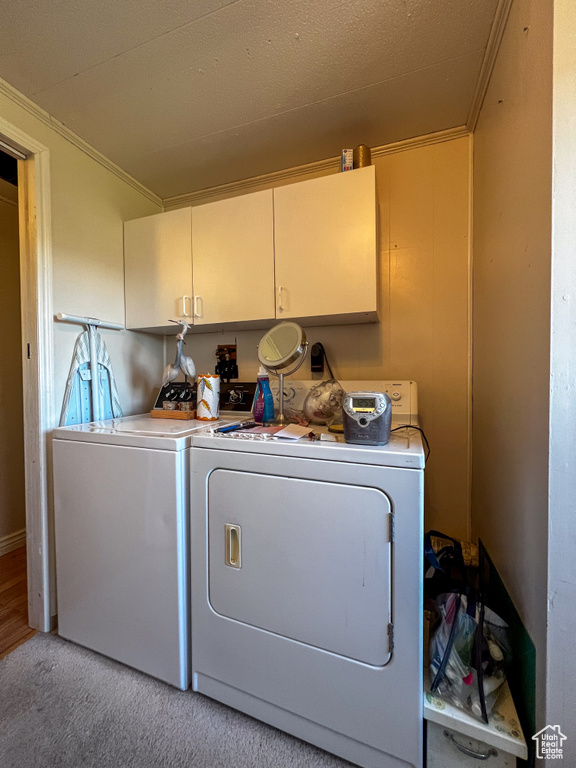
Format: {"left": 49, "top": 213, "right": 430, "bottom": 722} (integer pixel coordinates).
{"left": 0, "top": 546, "right": 36, "bottom": 660}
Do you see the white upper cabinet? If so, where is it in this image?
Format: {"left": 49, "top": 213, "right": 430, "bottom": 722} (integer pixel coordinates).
{"left": 123, "top": 167, "right": 378, "bottom": 332}
{"left": 124, "top": 208, "right": 192, "bottom": 331}
{"left": 273, "top": 166, "right": 378, "bottom": 323}
{"left": 191, "top": 190, "right": 275, "bottom": 325}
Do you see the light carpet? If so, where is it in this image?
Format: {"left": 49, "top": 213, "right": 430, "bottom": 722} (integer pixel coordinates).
{"left": 0, "top": 633, "right": 353, "bottom": 768}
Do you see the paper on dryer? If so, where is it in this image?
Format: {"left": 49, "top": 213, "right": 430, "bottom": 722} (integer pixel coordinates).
{"left": 274, "top": 424, "right": 313, "bottom": 440}
{"left": 240, "top": 426, "right": 283, "bottom": 435}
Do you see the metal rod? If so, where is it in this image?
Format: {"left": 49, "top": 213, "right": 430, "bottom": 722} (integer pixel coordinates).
{"left": 87, "top": 326, "right": 100, "bottom": 421}
{"left": 55, "top": 312, "right": 124, "bottom": 331}
{"left": 277, "top": 372, "right": 287, "bottom": 425}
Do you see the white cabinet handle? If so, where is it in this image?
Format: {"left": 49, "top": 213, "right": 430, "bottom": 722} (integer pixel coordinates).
{"left": 193, "top": 295, "right": 203, "bottom": 318}
{"left": 277, "top": 285, "right": 286, "bottom": 312}
{"left": 181, "top": 296, "right": 192, "bottom": 317}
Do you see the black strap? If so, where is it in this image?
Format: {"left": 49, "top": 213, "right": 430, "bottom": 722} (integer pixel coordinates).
{"left": 424, "top": 530, "right": 464, "bottom": 572}
{"left": 475, "top": 600, "right": 489, "bottom": 723}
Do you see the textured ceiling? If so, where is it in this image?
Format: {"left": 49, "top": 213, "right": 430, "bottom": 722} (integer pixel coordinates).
{"left": 0, "top": 0, "right": 499, "bottom": 198}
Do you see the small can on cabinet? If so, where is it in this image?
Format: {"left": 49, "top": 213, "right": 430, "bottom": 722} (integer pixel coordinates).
{"left": 353, "top": 144, "right": 371, "bottom": 168}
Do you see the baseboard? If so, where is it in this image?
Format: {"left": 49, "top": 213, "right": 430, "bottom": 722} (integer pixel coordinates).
{"left": 0, "top": 528, "right": 26, "bottom": 557}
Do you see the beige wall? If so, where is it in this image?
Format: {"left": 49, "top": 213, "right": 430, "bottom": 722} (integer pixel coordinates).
{"left": 0, "top": 85, "right": 165, "bottom": 421}
{"left": 472, "top": 0, "right": 552, "bottom": 724}
{"left": 0, "top": 179, "right": 25, "bottom": 541}
{"left": 167, "top": 136, "right": 472, "bottom": 539}
{"left": 0, "top": 81, "right": 165, "bottom": 619}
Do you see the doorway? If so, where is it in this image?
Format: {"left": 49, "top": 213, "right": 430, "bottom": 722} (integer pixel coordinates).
{"left": 0, "top": 149, "right": 36, "bottom": 656}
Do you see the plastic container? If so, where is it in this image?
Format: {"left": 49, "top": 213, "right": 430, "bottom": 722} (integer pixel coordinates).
{"left": 341, "top": 148, "right": 353, "bottom": 172}
{"left": 197, "top": 374, "right": 220, "bottom": 421}
{"left": 254, "top": 366, "right": 275, "bottom": 423}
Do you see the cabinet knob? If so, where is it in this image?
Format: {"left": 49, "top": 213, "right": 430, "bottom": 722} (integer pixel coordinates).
{"left": 193, "top": 295, "right": 203, "bottom": 318}
{"left": 181, "top": 296, "right": 192, "bottom": 317}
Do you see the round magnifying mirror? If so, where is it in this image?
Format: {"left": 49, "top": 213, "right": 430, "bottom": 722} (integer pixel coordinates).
{"left": 258, "top": 321, "right": 307, "bottom": 371}
{"left": 257, "top": 322, "right": 308, "bottom": 424}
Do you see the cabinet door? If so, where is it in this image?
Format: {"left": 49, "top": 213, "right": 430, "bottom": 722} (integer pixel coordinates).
{"left": 124, "top": 208, "right": 193, "bottom": 330}
{"left": 192, "top": 190, "right": 275, "bottom": 325}
{"left": 274, "top": 166, "right": 377, "bottom": 321}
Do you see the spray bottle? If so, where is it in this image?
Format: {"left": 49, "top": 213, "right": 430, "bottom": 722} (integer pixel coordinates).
{"left": 254, "top": 366, "right": 274, "bottom": 424}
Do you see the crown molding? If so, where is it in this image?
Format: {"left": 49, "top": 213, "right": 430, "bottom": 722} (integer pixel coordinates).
{"left": 0, "top": 72, "right": 472, "bottom": 212}
{"left": 370, "top": 126, "right": 470, "bottom": 157}
{"left": 162, "top": 125, "right": 470, "bottom": 209}
{"left": 0, "top": 77, "right": 162, "bottom": 207}
{"left": 467, "top": 0, "right": 514, "bottom": 132}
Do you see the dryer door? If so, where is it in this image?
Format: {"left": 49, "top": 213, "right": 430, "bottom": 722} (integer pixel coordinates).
{"left": 208, "top": 469, "right": 392, "bottom": 666}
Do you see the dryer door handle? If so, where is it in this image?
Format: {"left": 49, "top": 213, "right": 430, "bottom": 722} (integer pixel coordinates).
{"left": 225, "top": 524, "right": 242, "bottom": 568}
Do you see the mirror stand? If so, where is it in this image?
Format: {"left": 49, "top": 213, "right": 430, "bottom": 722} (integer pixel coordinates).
{"left": 257, "top": 321, "right": 309, "bottom": 425}
{"left": 264, "top": 352, "right": 308, "bottom": 425}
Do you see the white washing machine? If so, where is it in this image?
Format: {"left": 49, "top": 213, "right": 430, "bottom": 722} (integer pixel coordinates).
{"left": 190, "top": 381, "right": 425, "bottom": 768}
{"left": 52, "top": 414, "right": 234, "bottom": 690}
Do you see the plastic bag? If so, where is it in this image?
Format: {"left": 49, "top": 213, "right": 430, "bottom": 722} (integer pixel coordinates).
{"left": 429, "top": 592, "right": 511, "bottom": 722}
{"left": 302, "top": 379, "right": 344, "bottom": 425}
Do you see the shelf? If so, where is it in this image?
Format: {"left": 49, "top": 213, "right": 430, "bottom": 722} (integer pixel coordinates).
{"left": 424, "top": 669, "right": 528, "bottom": 760}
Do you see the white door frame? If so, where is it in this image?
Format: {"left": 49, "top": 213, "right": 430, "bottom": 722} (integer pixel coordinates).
{"left": 0, "top": 116, "right": 54, "bottom": 632}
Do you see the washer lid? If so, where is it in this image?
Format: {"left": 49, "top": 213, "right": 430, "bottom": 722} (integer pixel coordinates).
{"left": 53, "top": 414, "right": 236, "bottom": 450}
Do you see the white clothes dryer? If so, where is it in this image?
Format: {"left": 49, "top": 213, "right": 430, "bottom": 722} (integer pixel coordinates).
{"left": 190, "top": 381, "right": 425, "bottom": 768}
